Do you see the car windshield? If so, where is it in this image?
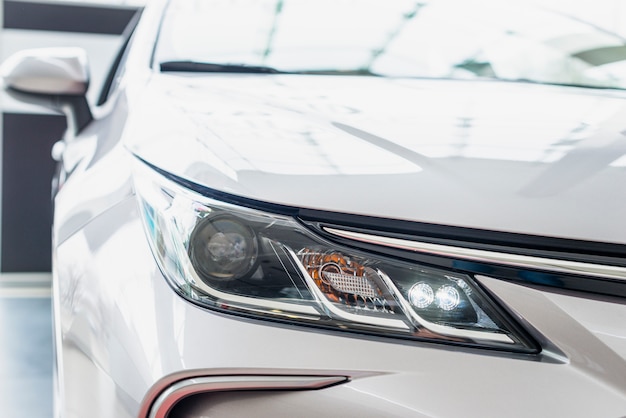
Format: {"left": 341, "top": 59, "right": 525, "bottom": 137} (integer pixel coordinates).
{"left": 155, "top": 0, "right": 626, "bottom": 90}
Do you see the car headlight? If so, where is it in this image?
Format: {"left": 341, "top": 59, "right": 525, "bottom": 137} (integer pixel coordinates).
{"left": 134, "top": 160, "right": 537, "bottom": 353}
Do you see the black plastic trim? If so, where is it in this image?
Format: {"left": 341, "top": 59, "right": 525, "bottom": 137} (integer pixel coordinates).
{"left": 137, "top": 156, "right": 300, "bottom": 217}
{"left": 298, "top": 210, "right": 626, "bottom": 263}
{"left": 97, "top": 10, "right": 143, "bottom": 106}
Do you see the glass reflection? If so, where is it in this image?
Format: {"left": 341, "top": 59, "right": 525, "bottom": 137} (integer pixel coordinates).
{"left": 157, "top": 0, "right": 626, "bottom": 90}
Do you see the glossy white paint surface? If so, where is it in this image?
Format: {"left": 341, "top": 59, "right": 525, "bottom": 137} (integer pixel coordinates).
{"left": 129, "top": 74, "right": 626, "bottom": 244}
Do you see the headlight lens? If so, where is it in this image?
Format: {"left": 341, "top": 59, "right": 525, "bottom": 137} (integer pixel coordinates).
{"left": 189, "top": 214, "right": 259, "bottom": 283}
{"left": 135, "top": 163, "right": 536, "bottom": 352}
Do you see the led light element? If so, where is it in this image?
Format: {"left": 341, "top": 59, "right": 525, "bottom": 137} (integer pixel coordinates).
{"left": 436, "top": 285, "right": 461, "bottom": 311}
{"left": 408, "top": 283, "right": 435, "bottom": 309}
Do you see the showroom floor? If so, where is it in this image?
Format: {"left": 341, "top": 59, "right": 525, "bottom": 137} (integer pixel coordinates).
{"left": 0, "top": 274, "right": 53, "bottom": 418}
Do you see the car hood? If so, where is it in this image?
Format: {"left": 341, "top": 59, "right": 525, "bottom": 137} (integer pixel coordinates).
{"left": 128, "top": 74, "right": 626, "bottom": 245}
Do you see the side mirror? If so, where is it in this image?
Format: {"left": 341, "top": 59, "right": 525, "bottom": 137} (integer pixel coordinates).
{"left": 1, "top": 47, "right": 93, "bottom": 134}
{"left": 2, "top": 47, "right": 89, "bottom": 95}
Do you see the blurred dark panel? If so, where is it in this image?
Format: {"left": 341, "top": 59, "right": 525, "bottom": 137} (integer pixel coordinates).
{"left": 3, "top": 0, "right": 139, "bottom": 34}
{"left": 1, "top": 113, "right": 66, "bottom": 272}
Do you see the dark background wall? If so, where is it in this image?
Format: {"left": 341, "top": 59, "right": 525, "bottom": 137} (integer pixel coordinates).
{"left": 1, "top": 113, "right": 66, "bottom": 272}
{"left": 1, "top": 0, "right": 139, "bottom": 273}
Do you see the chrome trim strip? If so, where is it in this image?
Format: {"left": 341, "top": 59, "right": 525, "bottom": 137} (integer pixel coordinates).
{"left": 324, "top": 228, "right": 626, "bottom": 282}
{"left": 148, "top": 375, "right": 348, "bottom": 418}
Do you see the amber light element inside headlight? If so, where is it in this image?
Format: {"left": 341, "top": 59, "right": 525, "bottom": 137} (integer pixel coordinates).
{"left": 134, "top": 162, "right": 537, "bottom": 353}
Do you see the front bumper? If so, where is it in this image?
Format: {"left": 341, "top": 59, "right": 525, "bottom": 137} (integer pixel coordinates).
{"left": 54, "top": 196, "right": 626, "bottom": 418}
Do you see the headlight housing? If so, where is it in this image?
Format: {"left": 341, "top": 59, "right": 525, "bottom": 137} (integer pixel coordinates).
{"left": 135, "top": 161, "right": 537, "bottom": 353}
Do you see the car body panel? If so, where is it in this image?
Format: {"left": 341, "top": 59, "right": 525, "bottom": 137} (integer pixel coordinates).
{"left": 129, "top": 74, "right": 626, "bottom": 245}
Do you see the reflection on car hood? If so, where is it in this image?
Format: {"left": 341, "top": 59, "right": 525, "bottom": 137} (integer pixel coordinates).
{"left": 128, "top": 74, "right": 626, "bottom": 244}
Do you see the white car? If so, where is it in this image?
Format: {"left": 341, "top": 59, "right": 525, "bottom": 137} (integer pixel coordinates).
{"left": 3, "top": 0, "right": 626, "bottom": 417}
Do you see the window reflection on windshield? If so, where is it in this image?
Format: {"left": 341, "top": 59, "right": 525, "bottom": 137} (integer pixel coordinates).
{"left": 155, "top": 0, "right": 626, "bottom": 90}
